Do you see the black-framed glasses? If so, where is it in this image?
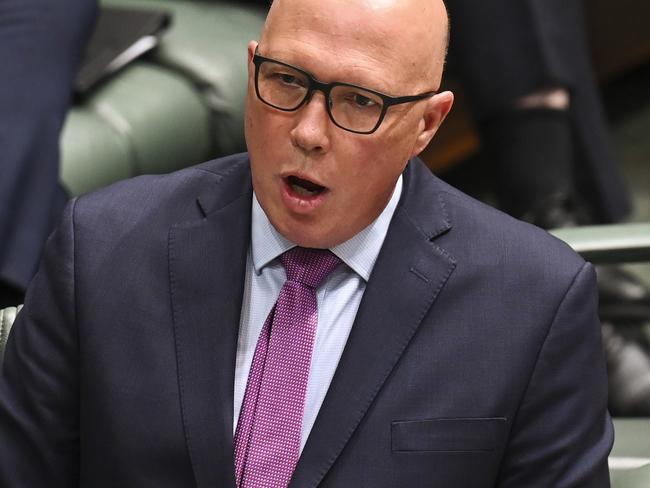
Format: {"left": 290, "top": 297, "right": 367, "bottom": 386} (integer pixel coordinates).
{"left": 252, "top": 50, "right": 437, "bottom": 134}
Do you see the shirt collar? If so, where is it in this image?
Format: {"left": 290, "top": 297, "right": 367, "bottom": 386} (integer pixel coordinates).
{"left": 250, "top": 175, "right": 403, "bottom": 282}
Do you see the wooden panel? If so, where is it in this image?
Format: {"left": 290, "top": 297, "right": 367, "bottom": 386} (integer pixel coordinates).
{"left": 585, "top": 0, "right": 650, "bottom": 81}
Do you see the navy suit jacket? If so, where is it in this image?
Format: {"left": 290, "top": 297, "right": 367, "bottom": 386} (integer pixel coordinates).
{"left": 0, "top": 154, "right": 613, "bottom": 487}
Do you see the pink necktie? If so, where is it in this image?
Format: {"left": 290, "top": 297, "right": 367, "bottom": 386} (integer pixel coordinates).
{"left": 234, "top": 247, "right": 341, "bottom": 488}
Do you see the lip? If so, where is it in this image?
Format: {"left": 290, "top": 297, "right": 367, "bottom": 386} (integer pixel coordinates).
{"left": 280, "top": 173, "right": 330, "bottom": 213}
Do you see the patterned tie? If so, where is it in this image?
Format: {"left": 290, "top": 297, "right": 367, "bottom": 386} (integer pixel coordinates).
{"left": 234, "top": 247, "right": 342, "bottom": 488}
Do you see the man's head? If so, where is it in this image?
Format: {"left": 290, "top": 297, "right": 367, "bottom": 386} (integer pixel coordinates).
{"left": 245, "top": 0, "right": 453, "bottom": 248}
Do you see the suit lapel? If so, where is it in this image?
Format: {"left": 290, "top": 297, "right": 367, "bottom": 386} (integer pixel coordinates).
{"left": 169, "top": 166, "right": 252, "bottom": 488}
{"left": 290, "top": 159, "right": 457, "bottom": 487}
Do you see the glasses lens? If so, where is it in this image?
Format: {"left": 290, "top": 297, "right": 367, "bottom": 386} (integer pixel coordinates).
{"left": 330, "top": 85, "right": 384, "bottom": 133}
{"left": 257, "top": 60, "right": 309, "bottom": 110}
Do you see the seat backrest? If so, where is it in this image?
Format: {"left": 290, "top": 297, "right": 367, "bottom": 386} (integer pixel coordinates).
{"left": 0, "top": 306, "right": 22, "bottom": 359}
{"left": 611, "top": 461, "right": 650, "bottom": 488}
{"left": 551, "top": 223, "right": 650, "bottom": 263}
{"left": 553, "top": 224, "right": 650, "bottom": 487}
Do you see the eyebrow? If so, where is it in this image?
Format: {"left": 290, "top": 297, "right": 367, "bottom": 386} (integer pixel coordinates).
{"left": 256, "top": 48, "right": 399, "bottom": 96}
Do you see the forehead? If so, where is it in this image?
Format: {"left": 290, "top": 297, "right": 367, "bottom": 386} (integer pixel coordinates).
{"left": 261, "top": 0, "right": 429, "bottom": 92}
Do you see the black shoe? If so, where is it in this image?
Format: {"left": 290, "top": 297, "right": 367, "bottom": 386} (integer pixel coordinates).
{"left": 603, "top": 322, "right": 650, "bottom": 416}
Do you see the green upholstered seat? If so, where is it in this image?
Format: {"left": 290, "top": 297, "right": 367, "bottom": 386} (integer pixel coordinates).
{"left": 60, "top": 105, "right": 134, "bottom": 196}
{"left": 611, "top": 464, "right": 650, "bottom": 488}
{"left": 553, "top": 226, "right": 650, "bottom": 487}
{"left": 552, "top": 223, "right": 650, "bottom": 264}
{"left": 59, "top": 0, "right": 266, "bottom": 196}
{"left": 62, "top": 62, "right": 213, "bottom": 195}
{"left": 109, "top": 0, "right": 266, "bottom": 157}
{"left": 611, "top": 419, "right": 650, "bottom": 487}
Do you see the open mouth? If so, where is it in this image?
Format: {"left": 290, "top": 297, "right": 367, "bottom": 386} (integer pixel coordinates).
{"left": 285, "top": 175, "right": 327, "bottom": 198}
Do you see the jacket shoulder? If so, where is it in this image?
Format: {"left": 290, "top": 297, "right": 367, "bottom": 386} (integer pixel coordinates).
{"left": 403, "top": 160, "right": 586, "bottom": 284}
{"left": 72, "top": 153, "right": 251, "bottom": 230}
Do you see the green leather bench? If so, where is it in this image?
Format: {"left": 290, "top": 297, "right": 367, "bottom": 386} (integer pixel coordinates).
{"left": 609, "top": 418, "right": 650, "bottom": 487}
{"left": 552, "top": 223, "right": 650, "bottom": 264}
{"left": 556, "top": 224, "right": 650, "bottom": 487}
{"left": 60, "top": 0, "right": 266, "bottom": 196}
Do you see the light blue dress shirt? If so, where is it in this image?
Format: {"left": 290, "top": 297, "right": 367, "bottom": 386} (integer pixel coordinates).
{"left": 234, "top": 176, "right": 403, "bottom": 452}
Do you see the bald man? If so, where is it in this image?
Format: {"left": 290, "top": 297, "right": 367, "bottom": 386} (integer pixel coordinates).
{"left": 0, "top": 0, "right": 612, "bottom": 486}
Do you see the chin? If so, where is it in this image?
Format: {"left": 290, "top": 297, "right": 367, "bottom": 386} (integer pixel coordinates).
{"left": 284, "top": 229, "right": 332, "bottom": 249}
{"left": 278, "top": 221, "right": 340, "bottom": 249}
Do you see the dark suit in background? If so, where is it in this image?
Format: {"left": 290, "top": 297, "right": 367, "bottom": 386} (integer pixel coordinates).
{"left": 446, "top": 0, "right": 630, "bottom": 223}
{"left": 0, "top": 0, "right": 97, "bottom": 301}
{"left": 446, "top": 1, "right": 650, "bottom": 416}
{"left": 0, "top": 154, "right": 613, "bottom": 486}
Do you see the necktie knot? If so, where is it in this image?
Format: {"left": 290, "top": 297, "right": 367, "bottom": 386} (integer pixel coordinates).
{"left": 280, "top": 247, "right": 341, "bottom": 289}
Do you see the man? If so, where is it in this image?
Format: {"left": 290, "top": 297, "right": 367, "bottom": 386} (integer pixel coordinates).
{"left": 0, "top": 0, "right": 613, "bottom": 486}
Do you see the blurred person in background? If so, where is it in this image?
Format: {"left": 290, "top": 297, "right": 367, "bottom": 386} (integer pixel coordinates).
{"left": 444, "top": 0, "right": 650, "bottom": 414}
{"left": 0, "top": 0, "right": 98, "bottom": 308}
{"left": 446, "top": 0, "right": 630, "bottom": 227}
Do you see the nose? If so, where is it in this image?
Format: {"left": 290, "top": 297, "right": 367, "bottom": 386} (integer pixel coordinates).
{"left": 290, "top": 91, "right": 331, "bottom": 154}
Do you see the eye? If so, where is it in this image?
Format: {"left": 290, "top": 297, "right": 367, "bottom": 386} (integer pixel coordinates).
{"left": 353, "top": 94, "right": 375, "bottom": 107}
{"left": 341, "top": 91, "right": 380, "bottom": 109}
{"left": 270, "top": 71, "right": 305, "bottom": 88}
{"left": 279, "top": 73, "right": 297, "bottom": 84}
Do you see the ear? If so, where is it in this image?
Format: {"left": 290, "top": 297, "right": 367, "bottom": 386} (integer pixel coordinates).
{"left": 247, "top": 40, "right": 259, "bottom": 79}
{"left": 410, "top": 90, "right": 454, "bottom": 158}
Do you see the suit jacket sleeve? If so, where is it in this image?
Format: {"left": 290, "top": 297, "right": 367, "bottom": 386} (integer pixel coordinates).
{"left": 0, "top": 199, "right": 79, "bottom": 486}
{"left": 497, "top": 262, "right": 613, "bottom": 487}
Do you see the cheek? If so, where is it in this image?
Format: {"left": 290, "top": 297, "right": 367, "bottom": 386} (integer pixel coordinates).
{"left": 385, "top": 111, "right": 421, "bottom": 153}
{"left": 244, "top": 103, "right": 258, "bottom": 150}
{"left": 247, "top": 111, "right": 274, "bottom": 159}
{"left": 330, "top": 137, "right": 400, "bottom": 192}
{"left": 251, "top": 108, "right": 294, "bottom": 151}
{"left": 354, "top": 138, "right": 408, "bottom": 179}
